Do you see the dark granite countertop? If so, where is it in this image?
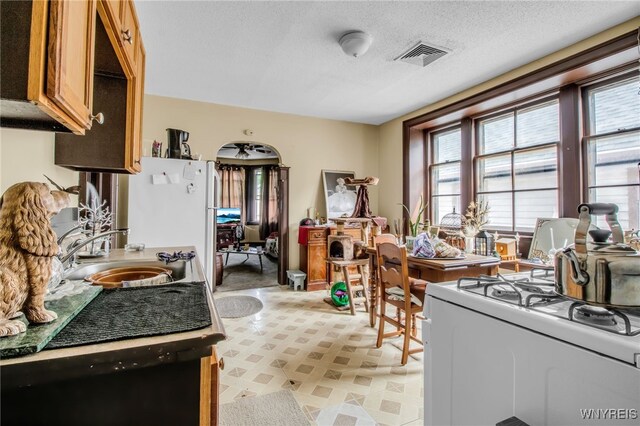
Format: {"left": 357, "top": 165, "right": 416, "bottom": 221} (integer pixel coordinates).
{"left": 0, "top": 246, "right": 226, "bottom": 389}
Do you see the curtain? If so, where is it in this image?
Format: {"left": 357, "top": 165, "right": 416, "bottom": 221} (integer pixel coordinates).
{"left": 259, "top": 167, "right": 279, "bottom": 240}
{"left": 219, "top": 165, "right": 246, "bottom": 220}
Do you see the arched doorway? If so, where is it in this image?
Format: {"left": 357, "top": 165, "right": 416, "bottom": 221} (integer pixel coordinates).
{"left": 214, "top": 142, "right": 289, "bottom": 291}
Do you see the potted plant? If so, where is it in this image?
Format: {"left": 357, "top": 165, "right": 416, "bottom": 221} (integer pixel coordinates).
{"left": 399, "top": 195, "right": 428, "bottom": 251}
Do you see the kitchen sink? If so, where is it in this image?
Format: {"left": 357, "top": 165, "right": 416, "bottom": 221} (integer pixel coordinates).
{"left": 64, "top": 260, "right": 194, "bottom": 284}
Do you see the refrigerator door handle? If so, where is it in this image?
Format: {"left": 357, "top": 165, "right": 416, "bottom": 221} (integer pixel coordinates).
{"left": 206, "top": 162, "right": 222, "bottom": 209}
{"left": 205, "top": 206, "right": 216, "bottom": 289}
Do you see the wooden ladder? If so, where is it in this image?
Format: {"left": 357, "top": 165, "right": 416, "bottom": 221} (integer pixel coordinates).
{"left": 331, "top": 259, "right": 370, "bottom": 315}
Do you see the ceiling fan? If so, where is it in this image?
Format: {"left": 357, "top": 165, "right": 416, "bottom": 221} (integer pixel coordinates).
{"left": 218, "top": 142, "right": 275, "bottom": 159}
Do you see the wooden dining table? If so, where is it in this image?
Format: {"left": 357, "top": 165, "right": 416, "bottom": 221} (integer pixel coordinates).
{"left": 365, "top": 248, "right": 501, "bottom": 281}
{"left": 365, "top": 248, "right": 501, "bottom": 326}
{"left": 401, "top": 253, "right": 501, "bottom": 282}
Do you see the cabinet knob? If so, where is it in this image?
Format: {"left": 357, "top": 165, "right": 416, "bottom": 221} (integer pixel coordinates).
{"left": 122, "top": 28, "right": 133, "bottom": 44}
{"left": 90, "top": 112, "right": 104, "bottom": 125}
{"left": 219, "top": 357, "right": 225, "bottom": 370}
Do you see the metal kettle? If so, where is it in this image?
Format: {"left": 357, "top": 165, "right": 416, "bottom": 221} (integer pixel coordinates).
{"left": 555, "top": 203, "right": 640, "bottom": 307}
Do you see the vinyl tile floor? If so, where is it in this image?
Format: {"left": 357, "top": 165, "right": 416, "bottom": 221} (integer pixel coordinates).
{"left": 215, "top": 286, "right": 424, "bottom": 426}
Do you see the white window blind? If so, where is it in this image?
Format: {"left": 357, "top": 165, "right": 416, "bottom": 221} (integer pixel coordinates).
{"left": 476, "top": 99, "right": 560, "bottom": 231}
{"left": 430, "top": 127, "right": 461, "bottom": 225}
{"left": 584, "top": 76, "right": 640, "bottom": 230}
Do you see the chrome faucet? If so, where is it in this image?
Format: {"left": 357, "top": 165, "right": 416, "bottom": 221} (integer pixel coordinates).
{"left": 59, "top": 228, "right": 129, "bottom": 268}
{"left": 56, "top": 224, "right": 84, "bottom": 246}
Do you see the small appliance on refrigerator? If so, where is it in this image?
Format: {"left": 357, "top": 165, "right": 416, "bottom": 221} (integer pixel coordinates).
{"left": 128, "top": 157, "right": 220, "bottom": 288}
{"left": 166, "top": 128, "right": 192, "bottom": 159}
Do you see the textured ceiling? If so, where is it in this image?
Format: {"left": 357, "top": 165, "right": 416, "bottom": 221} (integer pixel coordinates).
{"left": 136, "top": 1, "right": 639, "bottom": 125}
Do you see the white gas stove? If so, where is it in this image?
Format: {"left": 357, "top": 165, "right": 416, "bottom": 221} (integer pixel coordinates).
{"left": 423, "top": 271, "right": 640, "bottom": 426}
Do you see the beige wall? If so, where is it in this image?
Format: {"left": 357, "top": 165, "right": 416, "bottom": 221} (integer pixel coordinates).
{"left": 376, "top": 17, "right": 640, "bottom": 223}
{"left": 1, "top": 17, "right": 636, "bottom": 270}
{"left": 0, "top": 128, "right": 79, "bottom": 204}
{"left": 140, "top": 95, "right": 380, "bottom": 268}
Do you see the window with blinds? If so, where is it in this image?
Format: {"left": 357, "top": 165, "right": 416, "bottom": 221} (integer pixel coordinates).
{"left": 429, "top": 126, "right": 461, "bottom": 225}
{"left": 476, "top": 99, "right": 560, "bottom": 231}
{"left": 583, "top": 74, "right": 640, "bottom": 230}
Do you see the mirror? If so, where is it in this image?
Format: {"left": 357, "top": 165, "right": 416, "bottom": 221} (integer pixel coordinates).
{"left": 528, "top": 218, "right": 579, "bottom": 264}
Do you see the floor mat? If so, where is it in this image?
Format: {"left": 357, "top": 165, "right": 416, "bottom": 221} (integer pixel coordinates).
{"left": 46, "top": 282, "right": 211, "bottom": 349}
{"left": 215, "top": 295, "right": 263, "bottom": 318}
{"left": 219, "top": 390, "right": 309, "bottom": 426}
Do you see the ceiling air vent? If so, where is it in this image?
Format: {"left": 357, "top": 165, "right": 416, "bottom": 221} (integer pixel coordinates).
{"left": 395, "top": 42, "right": 449, "bottom": 67}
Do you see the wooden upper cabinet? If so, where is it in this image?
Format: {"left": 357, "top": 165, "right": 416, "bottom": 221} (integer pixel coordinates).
{"left": 103, "top": 0, "right": 122, "bottom": 27}
{"left": 45, "top": 0, "right": 96, "bottom": 131}
{"left": 119, "top": 0, "right": 139, "bottom": 69}
{"left": 128, "top": 40, "right": 145, "bottom": 173}
{"left": 102, "top": 0, "right": 137, "bottom": 72}
{"left": 0, "top": 0, "right": 100, "bottom": 134}
{"left": 54, "top": 0, "right": 145, "bottom": 174}
{"left": 1, "top": 0, "right": 145, "bottom": 173}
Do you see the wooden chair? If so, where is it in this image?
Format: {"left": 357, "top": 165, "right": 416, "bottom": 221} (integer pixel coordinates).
{"left": 375, "top": 241, "right": 425, "bottom": 365}
{"left": 372, "top": 234, "right": 426, "bottom": 334}
{"left": 370, "top": 234, "right": 399, "bottom": 326}
{"left": 373, "top": 233, "right": 397, "bottom": 245}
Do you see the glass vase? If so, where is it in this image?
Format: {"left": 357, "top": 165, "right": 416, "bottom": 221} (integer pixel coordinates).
{"left": 464, "top": 236, "right": 475, "bottom": 254}
{"left": 405, "top": 235, "right": 416, "bottom": 252}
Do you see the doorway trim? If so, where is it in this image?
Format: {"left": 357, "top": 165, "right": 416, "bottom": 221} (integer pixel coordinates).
{"left": 277, "top": 166, "right": 290, "bottom": 285}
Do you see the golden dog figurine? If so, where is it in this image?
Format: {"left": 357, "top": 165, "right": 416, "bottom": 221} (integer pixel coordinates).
{"left": 0, "top": 182, "right": 71, "bottom": 337}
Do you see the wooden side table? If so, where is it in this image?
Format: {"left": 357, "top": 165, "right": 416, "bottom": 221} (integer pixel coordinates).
{"left": 500, "top": 258, "right": 521, "bottom": 272}
{"left": 500, "top": 258, "right": 555, "bottom": 273}
{"left": 516, "top": 260, "right": 554, "bottom": 272}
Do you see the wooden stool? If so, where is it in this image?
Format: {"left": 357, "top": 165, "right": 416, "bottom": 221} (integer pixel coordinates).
{"left": 328, "top": 258, "right": 370, "bottom": 315}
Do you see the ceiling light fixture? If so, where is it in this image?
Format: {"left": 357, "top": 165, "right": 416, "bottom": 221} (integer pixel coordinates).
{"left": 339, "top": 31, "right": 373, "bottom": 58}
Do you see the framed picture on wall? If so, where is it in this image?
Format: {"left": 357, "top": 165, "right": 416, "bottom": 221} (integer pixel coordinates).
{"left": 322, "top": 170, "right": 357, "bottom": 220}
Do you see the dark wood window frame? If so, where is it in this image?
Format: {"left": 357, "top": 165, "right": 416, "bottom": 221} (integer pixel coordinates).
{"left": 403, "top": 30, "right": 639, "bottom": 247}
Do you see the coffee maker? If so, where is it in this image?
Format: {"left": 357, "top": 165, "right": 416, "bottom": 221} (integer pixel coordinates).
{"left": 166, "top": 128, "right": 191, "bottom": 159}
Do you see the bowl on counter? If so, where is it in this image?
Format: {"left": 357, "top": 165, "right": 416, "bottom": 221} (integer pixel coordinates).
{"left": 65, "top": 259, "right": 194, "bottom": 287}
{"left": 84, "top": 266, "right": 172, "bottom": 288}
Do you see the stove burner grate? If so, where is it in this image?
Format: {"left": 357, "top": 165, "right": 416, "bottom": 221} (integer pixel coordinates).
{"left": 574, "top": 305, "right": 617, "bottom": 326}
{"left": 457, "top": 274, "right": 640, "bottom": 336}
{"left": 459, "top": 273, "right": 556, "bottom": 307}
{"left": 514, "top": 281, "right": 555, "bottom": 295}
{"left": 568, "top": 302, "right": 639, "bottom": 336}
{"left": 529, "top": 267, "right": 555, "bottom": 281}
{"left": 491, "top": 284, "right": 520, "bottom": 300}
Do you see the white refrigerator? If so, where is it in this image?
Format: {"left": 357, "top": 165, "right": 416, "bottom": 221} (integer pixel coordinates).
{"left": 127, "top": 157, "right": 220, "bottom": 288}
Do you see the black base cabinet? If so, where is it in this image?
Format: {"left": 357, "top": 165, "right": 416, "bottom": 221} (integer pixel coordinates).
{"left": 1, "top": 359, "right": 200, "bottom": 426}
